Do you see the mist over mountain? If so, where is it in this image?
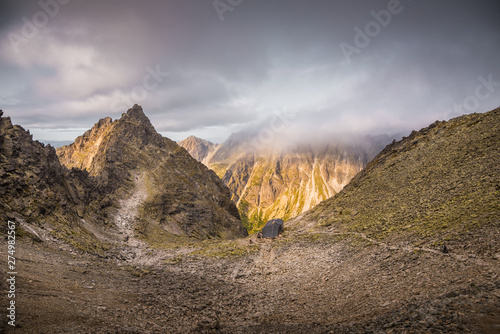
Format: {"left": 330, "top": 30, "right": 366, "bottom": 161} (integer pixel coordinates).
{"left": 1, "top": 0, "right": 500, "bottom": 332}
{"left": 180, "top": 129, "right": 390, "bottom": 232}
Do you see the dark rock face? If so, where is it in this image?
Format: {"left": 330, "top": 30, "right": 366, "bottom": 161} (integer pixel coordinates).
{"left": 0, "top": 110, "right": 105, "bottom": 250}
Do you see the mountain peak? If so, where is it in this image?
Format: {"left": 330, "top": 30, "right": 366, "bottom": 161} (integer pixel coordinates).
{"left": 127, "top": 104, "right": 145, "bottom": 116}
{"left": 179, "top": 136, "right": 219, "bottom": 166}
{"left": 56, "top": 106, "right": 247, "bottom": 241}
{"left": 58, "top": 104, "right": 165, "bottom": 180}
{"left": 114, "top": 104, "right": 167, "bottom": 150}
{"left": 182, "top": 135, "right": 215, "bottom": 146}
{"left": 122, "top": 104, "right": 151, "bottom": 124}
{"left": 184, "top": 135, "right": 202, "bottom": 141}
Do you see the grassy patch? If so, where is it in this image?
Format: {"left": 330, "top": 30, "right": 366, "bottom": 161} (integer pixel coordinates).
{"left": 49, "top": 223, "right": 112, "bottom": 256}
{"left": 191, "top": 239, "right": 260, "bottom": 258}
{"left": 135, "top": 221, "right": 196, "bottom": 249}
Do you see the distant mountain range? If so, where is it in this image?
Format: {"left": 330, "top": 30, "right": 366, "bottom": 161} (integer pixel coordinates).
{"left": 180, "top": 132, "right": 390, "bottom": 232}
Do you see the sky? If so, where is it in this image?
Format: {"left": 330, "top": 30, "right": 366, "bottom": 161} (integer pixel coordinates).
{"left": 1, "top": 0, "right": 499, "bottom": 145}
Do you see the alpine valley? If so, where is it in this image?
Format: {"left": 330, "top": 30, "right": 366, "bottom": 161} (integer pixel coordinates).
{"left": 0, "top": 106, "right": 499, "bottom": 333}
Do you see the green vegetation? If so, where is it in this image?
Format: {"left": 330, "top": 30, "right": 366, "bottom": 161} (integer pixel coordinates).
{"left": 209, "top": 163, "right": 229, "bottom": 179}
{"left": 49, "top": 223, "right": 112, "bottom": 256}
{"left": 191, "top": 239, "right": 260, "bottom": 258}
{"left": 237, "top": 199, "right": 251, "bottom": 230}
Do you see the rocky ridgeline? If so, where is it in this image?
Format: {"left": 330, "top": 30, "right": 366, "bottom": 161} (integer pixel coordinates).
{"left": 1, "top": 108, "right": 499, "bottom": 333}
{"left": 0, "top": 110, "right": 106, "bottom": 251}
{"left": 180, "top": 133, "right": 388, "bottom": 232}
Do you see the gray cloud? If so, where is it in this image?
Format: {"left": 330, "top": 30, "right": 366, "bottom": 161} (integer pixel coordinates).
{"left": 1, "top": 0, "right": 499, "bottom": 145}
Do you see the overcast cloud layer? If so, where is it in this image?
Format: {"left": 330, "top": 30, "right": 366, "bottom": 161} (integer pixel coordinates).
{"left": 1, "top": 0, "right": 499, "bottom": 144}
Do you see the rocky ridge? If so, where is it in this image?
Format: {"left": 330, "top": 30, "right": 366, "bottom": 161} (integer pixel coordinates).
{"left": 1, "top": 105, "right": 247, "bottom": 258}
{"left": 0, "top": 110, "right": 107, "bottom": 252}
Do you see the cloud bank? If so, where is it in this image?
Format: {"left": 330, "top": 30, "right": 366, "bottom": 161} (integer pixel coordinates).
{"left": 0, "top": 0, "right": 499, "bottom": 144}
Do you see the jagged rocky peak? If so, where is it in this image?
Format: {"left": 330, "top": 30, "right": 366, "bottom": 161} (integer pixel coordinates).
{"left": 57, "top": 105, "right": 247, "bottom": 241}
{"left": 119, "top": 104, "right": 160, "bottom": 138}
{"left": 122, "top": 103, "right": 149, "bottom": 121}
{"left": 2, "top": 105, "right": 247, "bottom": 253}
{"left": 57, "top": 105, "right": 165, "bottom": 175}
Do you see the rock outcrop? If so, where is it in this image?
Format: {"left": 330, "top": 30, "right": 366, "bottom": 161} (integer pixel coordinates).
{"left": 0, "top": 110, "right": 106, "bottom": 252}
